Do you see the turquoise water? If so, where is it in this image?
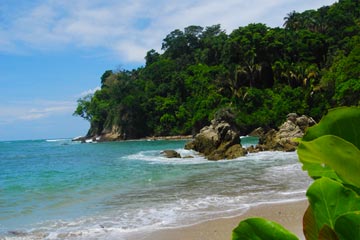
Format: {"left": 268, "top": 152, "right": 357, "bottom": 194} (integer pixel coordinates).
{"left": 0, "top": 138, "right": 311, "bottom": 239}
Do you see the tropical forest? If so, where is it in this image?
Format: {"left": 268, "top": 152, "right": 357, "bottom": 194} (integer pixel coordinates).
{"left": 74, "top": 0, "right": 360, "bottom": 139}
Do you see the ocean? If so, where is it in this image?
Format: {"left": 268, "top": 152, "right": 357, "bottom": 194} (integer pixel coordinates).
{"left": 0, "top": 137, "right": 311, "bottom": 239}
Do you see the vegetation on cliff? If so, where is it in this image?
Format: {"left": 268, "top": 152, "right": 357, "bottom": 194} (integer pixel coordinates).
{"left": 74, "top": 0, "right": 360, "bottom": 139}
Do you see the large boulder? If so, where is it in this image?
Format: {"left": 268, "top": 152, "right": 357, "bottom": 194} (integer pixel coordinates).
{"left": 257, "top": 113, "right": 316, "bottom": 151}
{"left": 185, "top": 119, "right": 246, "bottom": 160}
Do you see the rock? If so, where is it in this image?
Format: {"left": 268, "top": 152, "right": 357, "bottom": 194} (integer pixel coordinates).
{"left": 184, "top": 141, "right": 195, "bottom": 150}
{"left": 188, "top": 125, "right": 220, "bottom": 155}
{"left": 296, "top": 115, "right": 316, "bottom": 132}
{"left": 246, "top": 145, "right": 261, "bottom": 153}
{"left": 8, "top": 231, "right": 27, "bottom": 236}
{"left": 287, "top": 113, "right": 298, "bottom": 123}
{"left": 248, "top": 127, "right": 265, "bottom": 137}
{"left": 256, "top": 114, "right": 316, "bottom": 151}
{"left": 259, "top": 129, "right": 277, "bottom": 146}
{"left": 225, "top": 144, "right": 247, "bottom": 159}
{"left": 72, "top": 136, "right": 86, "bottom": 142}
{"left": 161, "top": 150, "right": 181, "bottom": 158}
{"left": 185, "top": 117, "right": 246, "bottom": 160}
{"left": 207, "top": 151, "right": 225, "bottom": 161}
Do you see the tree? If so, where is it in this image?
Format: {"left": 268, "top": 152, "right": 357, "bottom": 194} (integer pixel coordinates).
{"left": 162, "top": 29, "right": 188, "bottom": 59}
{"left": 73, "top": 94, "right": 93, "bottom": 121}
{"left": 322, "top": 44, "right": 360, "bottom": 106}
{"left": 100, "top": 70, "right": 113, "bottom": 87}
{"left": 283, "top": 11, "right": 302, "bottom": 30}
{"left": 73, "top": 0, "right": 360, "bottom": 139}
{"left": 145, "top": 49, "right": 160, "bottom": 66}
{"left": 196, "top": 24, "right": 227, "bottom": 66}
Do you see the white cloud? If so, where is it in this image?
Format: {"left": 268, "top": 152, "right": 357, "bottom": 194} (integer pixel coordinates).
{"left": 79, "top": 86, "right": 101, "bottom": 97}
{"left": 19, "top": 113, "right": 47, "bottom": 121}
{"left": 0, "top": 86, "right": 106, "bottom": 124}
{"left": 0, "top": 100, "right": 77, "bottom": 124}
{"left": 114, "top": 41, "right": 149, "bottom": 62}
{"left": 2, "top": 0, "right": 337, "bottom": 62}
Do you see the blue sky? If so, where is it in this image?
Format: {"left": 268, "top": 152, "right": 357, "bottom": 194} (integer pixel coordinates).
{"left": 0, "top": 0, "right": 336, "bottom": 141}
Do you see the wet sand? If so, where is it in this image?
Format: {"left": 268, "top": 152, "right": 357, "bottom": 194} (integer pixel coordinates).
{"left": 129, "top": 199, "right": 307, "bottom": 240}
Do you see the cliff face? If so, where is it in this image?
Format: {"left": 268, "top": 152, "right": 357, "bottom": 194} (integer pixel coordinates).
{"left": 99, "top": 125, "right": 124, "bottom": 141}
{"left": 85, "top": 110, "right": 148, "bottom": 141}
{"left": 82, "top": 124, "right": 123, "bottom": 142}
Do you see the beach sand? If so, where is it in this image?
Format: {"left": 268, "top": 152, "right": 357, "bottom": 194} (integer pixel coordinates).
{"left": 129, "top": 199, "right": 307, "bottom": 240}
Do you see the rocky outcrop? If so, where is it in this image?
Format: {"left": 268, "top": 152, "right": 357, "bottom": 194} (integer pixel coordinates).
{"left": 185, "top": 119, "right": 246, "bottom": 160}
{"left": 252, "top": 113, "right": 316, "bottom": 152}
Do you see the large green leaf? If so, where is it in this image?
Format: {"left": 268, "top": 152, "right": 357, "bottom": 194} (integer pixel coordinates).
{"left": 334, "top": 211, "right": 360, "bottom": 240}
{"left": 232, "top": 218, "right": 298, "bottom": 240}
{"left": 306, "top": 178, "right": 360, "bottom": 231}
{"left": 298, "top": 135, "right": 360, "bottom": 187}
{"left": 303, "top": 206, "right": 319, "bottom": 240}
{"left": 302, "top": 106, "right": 360, "bottom": 149}
{"left": 318, "top": 225, "right": 339, "bottom": 240}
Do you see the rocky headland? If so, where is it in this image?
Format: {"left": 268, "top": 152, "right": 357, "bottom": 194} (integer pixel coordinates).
{"left": 74, "top": 111, "right": 316, "bottom": 161}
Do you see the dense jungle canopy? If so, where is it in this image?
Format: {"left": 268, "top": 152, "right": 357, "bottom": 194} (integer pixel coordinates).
{"left": 74, "top": 0, "right": 360, "bottom": 139}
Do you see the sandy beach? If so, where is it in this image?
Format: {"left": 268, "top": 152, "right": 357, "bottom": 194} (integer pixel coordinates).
{"left": 129, "top": 199, "right": 307, "bottom": 240}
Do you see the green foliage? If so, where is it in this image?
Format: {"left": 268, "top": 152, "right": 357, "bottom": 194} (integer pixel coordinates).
{"left": 74, "top": 0, "right": 360, "bottom": 139}
{"left": 302, "top": 106, "right": 360, "bottom": 148}
{"left": 334, "top": 79, "right": 360, "bottom": 106}
{"left": 73, "top": 94, "right": 92, "bottom": 121}
{"left": 232, "top": 107, "right": 360, "bottom": 240}
{"left": 334, "top": 212, "right": 360, "bottom": 240}
{"left": 299, "top": 107, "right": 360, "bottom": 239}
{"left": 299, "top": 135, "right": 360, "bottom": 185}
{"left": 232, "top": 218, "right": 298, "bottom": 240}
{"left": 321, "top": 44, "right": 360, "bottom": 106}
{"left": 307, "top": 177, "right": 360, "bottom": 230}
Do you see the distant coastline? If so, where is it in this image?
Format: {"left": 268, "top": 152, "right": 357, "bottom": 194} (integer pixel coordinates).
{"left": 72, "top": 134, "right": 193, "bottom": 143}
{"left": 143, "top": 135, "right": 193, "bottom": 141}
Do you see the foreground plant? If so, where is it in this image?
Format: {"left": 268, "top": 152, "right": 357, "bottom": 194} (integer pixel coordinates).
{"left": 232, "top": 106, "right": 360, "bottom": 240}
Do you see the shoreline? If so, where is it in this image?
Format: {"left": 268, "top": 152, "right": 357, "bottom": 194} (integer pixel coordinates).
{"left": 126, "top": 199, "right": 307, "bottom": 240}
{"left": 142, "top": 135, "right": 193, "bottom": 141}
{"left": 72, "top": 135, "right": 194, "bottom": 143}
{"left": 2, "top": 140, "right": 309, "bottom": 240}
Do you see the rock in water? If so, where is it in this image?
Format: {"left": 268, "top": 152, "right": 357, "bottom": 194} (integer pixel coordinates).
{"left": 185, "top": 119, "right": 246, "bottom": 160}
{"left": 161, "top": 150, "right": 181, "bottom": 158}
{"left": 258, "top": 113, "right": 316, "bottom": 151}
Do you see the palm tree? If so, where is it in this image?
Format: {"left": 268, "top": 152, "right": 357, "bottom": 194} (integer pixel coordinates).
{"left": 283, "top": 11, "right": 302, "bottom": 30}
